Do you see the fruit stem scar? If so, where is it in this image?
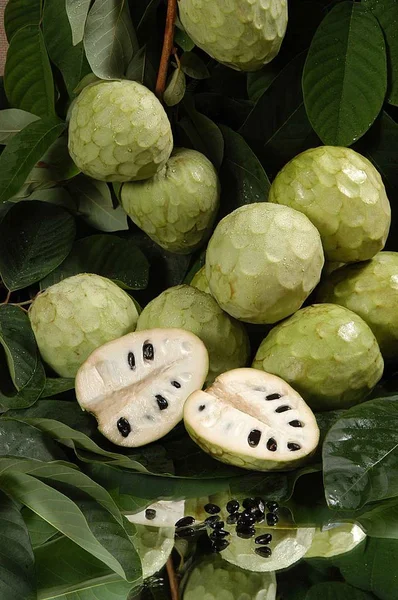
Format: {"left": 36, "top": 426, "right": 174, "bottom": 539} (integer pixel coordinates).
{"left": 155, "top": 0, "right": 178, "bottom": 99}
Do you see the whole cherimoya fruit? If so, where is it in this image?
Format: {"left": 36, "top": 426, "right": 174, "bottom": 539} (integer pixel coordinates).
{"left": 29, "top": 274, "right": 139, "bottom": 377}
{"left": 68, "top": 80, "right": 173, "bottom": 182}
{"left": 269, "top": 146, "right": 391, "bottom": 263}
{"left": 178, "top": 0, "right": 288, "bottom": 72}
{"left": 121, "top": 149, "right": 220, "bottom": 254}
{"left": 253, "top": 304, "right": 384, "bottom": 411}
{"left": 136, "top": 285, "right": 250, "bottom": 385}
{"left": 205, "top": 203, "right": 324, "bottom": 324}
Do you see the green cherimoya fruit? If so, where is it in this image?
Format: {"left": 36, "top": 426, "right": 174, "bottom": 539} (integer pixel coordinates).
{"left": 75, "top": 329, "right": 208, "bottom": 447}
{"left": 316, "top": 252, "right": 398, "bottom": 360}
{"left": 269, "top": 146, "right": 391, "bottom": 263}
{"left": 184, "top": 368, "right": 320, "bottom": 471}
{"left": 178, "top": 0, "right": 288, "bottom": 72}
{"left": 182, "top": 555, "right": 277, "bottom": 600}
{"left": 253, "top": 304, "right": 384, "bottom": 411}
{"left": 190, "top": 266, "right": 211, "bottom": 294}
{"left": 136, "top": 285, "right": 250, "bottom": 385}
{"left": 29, "top": 273, "right": 139, "bottom": 378}
{"left": 68, "top": 80, "right": 173, "bottom": 182}
{"left": 305, "top": 523, "right": 366, "bottom": 559}
{"left": 205, "top": 203, "right": 324, "bottom": 324}
{"left": 121, "top": 148, "right": 220, "bottom": 254}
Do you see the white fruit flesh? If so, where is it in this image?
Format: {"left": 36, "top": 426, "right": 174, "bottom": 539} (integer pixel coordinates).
{"left": 184, "top": 368, "right": 319, "bottom": 471}
{"left": 76, "top": 328, "right": 209, "bottom": 447}
{"left": 126, "top": 500, "right": 185, "bottom": 528}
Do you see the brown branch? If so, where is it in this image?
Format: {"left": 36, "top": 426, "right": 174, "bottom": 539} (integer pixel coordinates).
{"left": 166, "top": 556, "right": 179, "bottom": 600}
{"left": 155, "top": 0, "right": 178, "bottom": 98}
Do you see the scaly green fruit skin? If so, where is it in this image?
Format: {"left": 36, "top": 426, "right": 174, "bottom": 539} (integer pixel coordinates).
{"left": 68, "top": 80, "right": 173, "bottom": 182}
{"left": 253, "top": 304, "right": 384, "bottom": 411}
{"left": 269, "top": 146, "right": 391, "bottom": 263}
{"left": 178, "top": 0, "right": 288, "bottom": 72}
{"left": 29, "top": 273, "right": 139, "bottom": 377}
{"left": 136, "top": 285, "right": 250, "bottom": 385}
{"left": 121, "top": 148, "right": 220, "bottom": 254}
{"left": 190, "top": 266, "right": 211, "bottom": 294}
{"left": 205, "top": 203, "right": 324, "bottom": 324}
{"left": 317, "top": 252, "right": 398, "bottom": 359}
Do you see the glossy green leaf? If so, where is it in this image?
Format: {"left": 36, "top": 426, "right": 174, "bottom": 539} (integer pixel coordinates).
{"left": 84, "top": 0, "right": 138, "bottom": 79}
{"left": 0, "top": 419, "right": 67, "bottom": 461}
{"left": 22, "top": 508, "right": 58, "bottom": 547}
{"left": 174, "top": 22, "right": 195, "bottom": 52}
{"left": 323, "top": 397, "right": 398, "bottom": 510}
{"left": 357, "top": 498, "right": 398, "bottom": 539}
{"left": 125, "top": 45, "right": 157, "bottom": 89}
{"left": 41, "top": 234, "right": 149, "bottom": 290}
{"left": 66, "top": 0, "right": 92, "bottom": 46}
{"left": 0, "top": 109, "right": 39, "bottom": 144}
{"left": 0, "top": 201, "right": 76, "bottom": 290}
{"left": 4, "top": 0, "right": 41, "bottom": 42}
{"left": 43, "top": 0, "right": 91, "bottom": 98}
{"left": 164, "top": 68, "right": 186, "bottom": 107}
{"left": 40, "top": 378, "right": 75, "bottom": 398}
{"left": 180, "top": 52, "right": 210, "bottom": 80}
{"left": 28, "top": 135, "right": 80, "bottom": 185}
{"left": 0, "top": 491, "right": 35, "bottom": 600}
{"left": 305, "top": 582, "right": 376, "bottom": 600}
{"left": 303, "top": 2, "right": 387, "bottom": 146}
{"left": 179, "top": 101, "right": 224, "bottom": 170}
{"left": 4, "top": 25, "right": 55, "bottom": 118}
{"left": 0, "top": 117, "right": 65, "bottom": 203}
{"left": 23, "top": 187, "right": 77, "bottom": 211}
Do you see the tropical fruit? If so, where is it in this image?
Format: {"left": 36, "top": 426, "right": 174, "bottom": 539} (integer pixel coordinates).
{"left": 190, "top": 266, "right": 211, "bottom": 294}
{"left": 305, "top": 523, "right": 366, "bottom": 559}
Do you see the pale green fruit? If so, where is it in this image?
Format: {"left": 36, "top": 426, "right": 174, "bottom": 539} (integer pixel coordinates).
{"left": 121, "top": 148, "right": 220, "bottom": 254}
{"left": 132, "top": 524, "right": 174, "bottom": 579}
{"left": 178, "top": 0, "right": 288, "bottom": 72}
{"left": 190, "top": 266, "right": 211, "bottom": 294}
{"left": 269, "top": 146, "right": 391, "bottom": 263}
{"left": 317, "top": 252, "right": 398, "bottom": 359}
{"left": 68, "top": 80, "right": 173, "bottom": 182}
{"left": 253, "top": 304, "right": 384, "bottom": 411}
{"left": 136, "top": 285, "right": 250, "bottom": 385}
{"left": 29, "top": 273, "right": 139, "bottom": 378}
{"left": 182, "top": 555, "right": 277, "bottom": 600}
{"left": 305, "top": 523, "right": 366, "bottom": 559}
{"left": 205, "top": 203, "right": 324, "bottom": 324}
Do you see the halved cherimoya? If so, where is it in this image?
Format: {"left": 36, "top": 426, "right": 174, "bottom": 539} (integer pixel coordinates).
{"left": 184, "top": 368, "right": 319, "bottom": 471}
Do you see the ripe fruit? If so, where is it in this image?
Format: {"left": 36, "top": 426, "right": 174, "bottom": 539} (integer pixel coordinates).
{"left": 29, "top": 273, "right": 139, "bottom": 378}
{"left": 316, "top": 252, "right": 398, "bottom": 360}
{"left": 121, "top": 148, "right": 220, "bottom": 254}
{"left": 136, "top": 285, "right": 250, "bottom": 384}
{"left": 75, "top": 329, "right": 208, "bottom": 447}
{"left": 269, "top": 146, "right": 391, "bottom": 263}
{"left": 205, "top": 203, "right": 324, "bottom": 324}
{"left": 178, "top": 0, "right": 288, "bottom": 72}
{"left": 184, "top": 368, "right": 320, "bottom": 471}
{"left": 68, "top": 80, "right": 173, "bottom": 182}
{"left": 190, "top": 266, "right": 211, "bottom": 294}
{"left": 253, "top": 304, "right": 384, "bottom": 411}
{"left": 305, "top": 523, "right": 366, "bottom": 559}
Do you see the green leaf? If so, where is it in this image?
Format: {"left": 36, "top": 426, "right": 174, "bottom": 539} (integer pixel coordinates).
{"left": 22, "top": 508, "right": 58, "bottom": 547}
{"left": 66, "top": 0, "right": 92, "bottom": 46}
{"left": 363, "top": 0, "right": 398, "bottom": 106}
{"left": 174, "top": 22, "right": 195, "bottom": 52}
{"left": 0, "top": 419, "right": 67, "bottom": 461}
{"left": 0, "top": 305, "right": 45, "bottom": 410}
{"left": 323, "top": 397, "right": 398, "bottom": 510}
{"left": 84, "top": 0, "right": 138, "bottom": 79}
{"left": 357, "top": 498, "right": 398, "bottom": 539}
{"left": 40, "top": 378, "right": 75, "bottom": 398}
{"left": 4, "top": 0, "right": 41, "bottom": 42}
{"left": 43, "top": 0, "right": 91, "bottom": 98}
{"left": 303, "top": 2, "right": 388, "bottom": 146}
{"left": 180, "top": 52, "right": 210, "bottom": 80}
{"left": 68, "top": 175, "right": 128, "bottom": 232}
{"left": 164, "top": 68, "right": 186, "bottom": 107}
{"left": 247, "top": 63, "right": 280, "bottom": 103}
{"left": 29, "top": 135, "right": 80, "bottom": 185}
{"left": 0, "top": 201, "right": 76, "bottom": 290}
{"left": 179, "top": 100, "right": 224, "bottom": 170}
{"left": 305, "top": 582, "right": 376, "bottom": 600}
{"left": 125, "top": 45, "right": 157, "bottom": 89}
{"left": 0, "top": 490, "right": 35, "bottom": 600}
{"left": 0, "top": 117, "right": 65, "bottom": 204}
{"left": 4, "top": 24, "right": 55, "bottom": 118}
{"left": 0, "top": 109, "right": 39, "bottom": 144}
{"left": 23, "top": 187, "right": 77, "bottom": 212}
{"left": 40, "top": 234, "right": 149, "bottom": 290}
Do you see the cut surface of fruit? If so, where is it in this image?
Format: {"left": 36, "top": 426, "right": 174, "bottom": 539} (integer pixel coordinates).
{"left": 126, "top": 500, "right": 185, "bottom": 528}
{"left": 305, "top": 523, "right": 366, "bottom": 559}
{"left": 184, "top": 368, "right": 320, "bottom": 471}
{"left": 131, "top": 524, "right": 175, "bottom": 579}
{"left": 75, "top": 328, "right": 208, "bottom": 447}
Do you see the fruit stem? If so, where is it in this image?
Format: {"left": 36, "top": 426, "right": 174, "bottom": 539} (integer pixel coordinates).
{"left": 2, "top": 290, "right": 11, "bottom": 305}
{"left": 166, "top": 556, "right": 179, "bottom": 600}
{"left": 155, "top": 0, "right": 178, "bottom": 98}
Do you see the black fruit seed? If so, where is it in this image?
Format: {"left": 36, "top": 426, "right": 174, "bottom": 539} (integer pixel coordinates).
{"left": 143, "top": 342, "right": 154, "bottom": 360}
{"left": 199, "top": 405, "right": 206, "bottom": 411}
{"left": 248, "top": 429, "right": 262, "bottom": 447}
{"left": 171, "top": 380, "right": 181, "bottom": 388}
{"left": 236, "top": 525, "right": 256, "bottom": 539}
{"left": 211, "top": 538, "right": 230, "bottom": 552}
{"left": 175, "top": 516, "right": 195, "bottom": 528}
{"left": 226, "top": 499, "right": 240, "bottom": 513}
{"left": 127, "top": 352, "right": 135, "bottom": 370}
{"left": 210, "top": 529, "right": 230, "bottom": 540}
{"left": 205, "top": 515, "right": 221, "bottom": 527}
{"left": 266, "top": 501, "right": 279, "bottom": 513}
{"left": 267, "top": 438, "right": 277, "bottom": 452}
{"left": 204, "top": 503, "right": 221, "bottom": 515}
{"left": 254, "top": 497, "right": 265, "bottom": 513}
{"left": 213, "top": 520, "right": 225, "bottom": 530}
{"left": 242, "top": 497, "right": 257, "bottom": 510}
{"left": 255, "top": 546, "right": 272, "bottom": 558}
{"left": 117, "top": 417, "right": 131, "bottom": 437}
{"left": 289, "top": 420, "right": 303, "bottom": 428}
{"left": 226, "top": 512, "right": 239, "bottom": 525}
{"left": 266, "top": 393, "right": 282, "bottom": 400}
{"left": 175, "top": 527, "right": 196, "bottom": 538}
{"left": 253, "top": 509, "right": 265, "bottom": 523}
{"left": 288, "top": 442, "right": 301, "bottom": 451}
{"left": 238, "top": 511, "right": 256, "bottom": 526}
{"left": 275, "top": 405, "right": 291, "bottom": 413}
{"left": 266, "top": 512, "right": 279, "bottom": 526}
{"left": 145, "top": 508, "right": 156, "bottom": 520}
{"left": 255, "top": 533, "right": 273, "bottom": 545}
{"left": 155, "top": 394, "right": 168, "bottom": 410}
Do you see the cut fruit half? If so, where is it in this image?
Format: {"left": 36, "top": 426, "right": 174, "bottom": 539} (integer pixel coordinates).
{"left": 126, "top": 500, "right": 185, "bottom": 528}
{"left": 305, "top": 523, "right": 366, "bottom": 559}
{"left": 184, "top": 368, "right": 320, "bottom": 471}
{"left": 76, "top": 328, "right": 208, "bottom": 447}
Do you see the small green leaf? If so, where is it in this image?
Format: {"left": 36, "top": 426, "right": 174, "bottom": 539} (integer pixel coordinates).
{"left": 40, "top": 234, "right": 149, "bottom": 291}
{"left": 43, "top": 0, "right": 91, "bottom": 98}
{"left": 125, "top": 45, "right": 157, "bottom": 88}
{"left": 24, "top": 187, "right": 77, "bottom": 212}
{"left": 66, "top": 0, "right": 92, "bottom": 46}
{"left": 174, "top": 24, "right": 195, "bottom": 52}
{"left": 4, "top": 0, "right": 41, "bottom": 42}
{"left": 0, "top": 201, "right": 76, "bottom": 290}
{"left": 22, "top": 508, "right": 58, "bottom": 547}
{"left": 303, "top": 2, "right": 388, "bottom": 146}
{"left": 84, "top": 0, "right": 138, "bottom": 79}
{"left": 4, "top": 25, "right": 55, "bottom": 118}
{"left": 179, "top": 100, "right": 224, "bottom": 169}
{"left": 0, "top": 117, "right": 65, "bottom": 204}
{"left": 0, "top": 419, "right": 67, "bottom": 461}
{"left": 40, "top": 378, "right": 75, "bottom": 398}
{"left": 163, "top": 68, "right": 186, "bottom": 107}
{"left": 31, "top": 135, "right": 80, "bottom": 184}
{"left": 0, "top": 109, "right": 39, "bottom": 144}
{"left": 180, "top": 52, "right": 210, "bottom": 80}
{"left": 68, "top": 175, "right": 128, "bottom": 232}
{"left": 247, "top": 63, "right": 280, "bottom": 103}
